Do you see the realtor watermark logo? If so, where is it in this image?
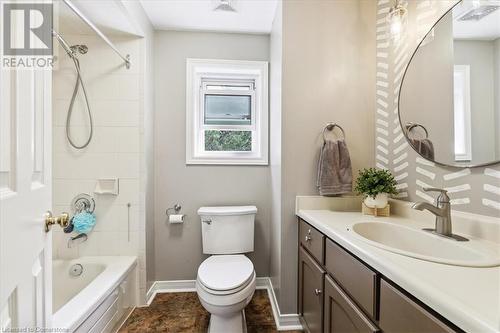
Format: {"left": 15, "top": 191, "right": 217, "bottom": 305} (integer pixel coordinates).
{"left": 1, "top": 2, "right": 54, "bottom": 69}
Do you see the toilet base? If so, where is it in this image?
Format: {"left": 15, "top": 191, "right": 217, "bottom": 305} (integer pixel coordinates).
{"left": 208, "top": 310, "right": 247, "bottom": 333}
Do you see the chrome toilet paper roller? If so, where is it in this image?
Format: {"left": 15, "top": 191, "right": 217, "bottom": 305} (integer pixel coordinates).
{"left": 166, "top": 204, "right": 186, "bottom": 224}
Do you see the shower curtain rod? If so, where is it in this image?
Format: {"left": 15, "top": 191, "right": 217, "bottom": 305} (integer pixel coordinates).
{"left": 62, "top": 0, "right": 131, "bottom": 69}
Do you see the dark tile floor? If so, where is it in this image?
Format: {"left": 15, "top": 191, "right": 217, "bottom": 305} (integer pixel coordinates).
{"left": 119, "top": 290, "right": 302, "bottom": 333}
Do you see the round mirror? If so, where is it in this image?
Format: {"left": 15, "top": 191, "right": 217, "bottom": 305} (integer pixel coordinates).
{"left": 399, "top": 0, "right": 500, "bottom": 167}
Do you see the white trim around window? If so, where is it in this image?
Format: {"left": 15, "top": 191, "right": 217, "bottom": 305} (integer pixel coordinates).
{"left": 186, "top": 58, "right": 269, "bottom": 165}
{"left": 453, "top": 65, "right": 472, "bottom": 162}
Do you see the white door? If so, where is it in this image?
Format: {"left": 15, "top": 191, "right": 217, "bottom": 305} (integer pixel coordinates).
{"left": 0, "top": 50, "right": 53, "bottom": 331}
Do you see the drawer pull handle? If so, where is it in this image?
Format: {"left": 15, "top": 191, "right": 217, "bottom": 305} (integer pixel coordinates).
{"left": 305, "top": 236, "right": 312, "bottom": 242}
{"left": 307, "top": 229, "right": 312, "bottom": 235}
{"left": 314, "top": 288, "right": 322, "bottom": 296}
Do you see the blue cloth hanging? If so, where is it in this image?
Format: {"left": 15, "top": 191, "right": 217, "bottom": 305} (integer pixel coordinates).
{"left": 72, "top": 211, "right": 96, "bottom": 234}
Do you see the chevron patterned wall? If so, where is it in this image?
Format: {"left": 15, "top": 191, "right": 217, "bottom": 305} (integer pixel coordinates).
{"left": 375, "top": 0, "right": 500, "bottom": 217}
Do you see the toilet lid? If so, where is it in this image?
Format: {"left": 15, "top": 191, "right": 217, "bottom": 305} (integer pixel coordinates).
{"left": 198, "top": 255, "right": 254, "bottom": 291}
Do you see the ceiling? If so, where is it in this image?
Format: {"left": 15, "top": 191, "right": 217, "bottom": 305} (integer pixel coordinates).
{"left": 57, "top": 0, "right": 142, "bottom": 36}
{"left": 452, "top": 0, "right": 500, "bottom": 40}
{"left": 139, "top": 0, "right": 278, "bottom": 34}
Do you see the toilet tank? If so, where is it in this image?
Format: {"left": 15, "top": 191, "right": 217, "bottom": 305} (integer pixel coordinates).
{"left": 198, "top": 206, "right": 257, "bottom": 254}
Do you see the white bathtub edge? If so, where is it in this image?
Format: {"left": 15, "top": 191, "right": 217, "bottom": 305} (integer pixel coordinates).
{"left": 53, "top": 256, "right": 137, "bottom": 332}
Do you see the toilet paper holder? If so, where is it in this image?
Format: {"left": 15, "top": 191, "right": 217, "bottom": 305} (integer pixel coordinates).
{"left": 166, "top": 204, "right": 182, "bottom": 216}
{"left": 166, "top": 204, "right": 186, "bottom": 224}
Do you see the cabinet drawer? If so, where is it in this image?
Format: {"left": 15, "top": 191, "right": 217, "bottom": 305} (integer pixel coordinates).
{"left": 324, "top": 275, "right": 380, "bottom": 333}
{"left": 379, "top": 279, "right": 456, "bottom": 333}
{"left": 325, "top": 239, "right": 377, "bottom": 318}
{"left": 300, "top": 219, "right": 325, "bottom": 264}
{"left": 299, "top": 246, "right": 325, "bottom": 333}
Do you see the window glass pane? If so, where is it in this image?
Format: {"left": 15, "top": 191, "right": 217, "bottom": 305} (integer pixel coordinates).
{"left": 205, "top": 130, "right": 252, "bottom": 151}
{"left": 206, "top": 85, "right": 251, "bottom": 91}
{"left": 204, "top": 94, "right": 251, "bottom": 125}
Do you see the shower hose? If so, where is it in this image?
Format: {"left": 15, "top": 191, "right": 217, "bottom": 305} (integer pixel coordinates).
{"left": 66, "top": 57, "right": 93, "bottom": 149}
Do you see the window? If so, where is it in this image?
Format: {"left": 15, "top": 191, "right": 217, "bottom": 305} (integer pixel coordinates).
{"left": 186, "top": 59, "right": 268, "bottom": 165}
{"left": 453, "top": 65, "right": 472, "bottom": 162}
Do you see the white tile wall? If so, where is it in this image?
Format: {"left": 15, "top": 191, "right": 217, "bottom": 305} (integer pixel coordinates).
{"left": 52, "top": 33, "right": 147, "bottom": 303}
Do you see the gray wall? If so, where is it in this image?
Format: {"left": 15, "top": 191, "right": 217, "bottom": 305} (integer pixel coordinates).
{"left": 153, "top": 31, "right": 271, "bottom": 281}
{"left": 122, "top": 0, "right": 157, "bottom": 297}
{"left": 270, "top": 0, "right": 376, "bottom": 313}
{"left": 269, "top": 0, "right": 283, "bottom": 304}
{"left": 400, "top": 12, "right": 455, "bottom": 163}
{"left": 375, "top": 0, "right": 500, "bottom": 216}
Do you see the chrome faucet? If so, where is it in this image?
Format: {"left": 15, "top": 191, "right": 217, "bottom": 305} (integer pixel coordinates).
{"left": 67, "top": 233, "right": 88, "bottom": 248}
{"left": 412, "top": 188, "right": 468, "bottom": 241}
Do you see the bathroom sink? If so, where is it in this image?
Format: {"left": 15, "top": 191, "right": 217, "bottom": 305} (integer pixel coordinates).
{"left": 349, "top": 222, "right": 500, "bottom": 267}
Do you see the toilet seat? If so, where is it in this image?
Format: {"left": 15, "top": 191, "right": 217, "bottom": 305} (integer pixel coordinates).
{"left": 197, "top": 255, "right": 254, "bottom": 295}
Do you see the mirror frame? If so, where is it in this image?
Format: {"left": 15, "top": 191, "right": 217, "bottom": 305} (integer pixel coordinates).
{"left": 397, "top": 1, "right": 500, "bottom": 168}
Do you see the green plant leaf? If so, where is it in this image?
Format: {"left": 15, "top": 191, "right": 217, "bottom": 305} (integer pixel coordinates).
{"left": 354, "top": 168, "right": 398, "bottom": 198}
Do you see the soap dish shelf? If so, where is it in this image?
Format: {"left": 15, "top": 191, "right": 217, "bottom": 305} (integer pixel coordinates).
{"left": 94, "top": 178, "right": 119, "bottom": 195}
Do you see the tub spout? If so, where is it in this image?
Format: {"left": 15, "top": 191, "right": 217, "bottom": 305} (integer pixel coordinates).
{"left": 67, "top": 233, "right": 87, "bottom": 248}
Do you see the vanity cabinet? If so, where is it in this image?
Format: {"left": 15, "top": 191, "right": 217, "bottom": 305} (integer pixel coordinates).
{"left": 379, "top": 280, "right": 455, "bottom": 333}
{"left": 297, "top": 218, "right": 461, "bottom": 333}
{"left": 299, "top": 247, "right": 325, "bottom": 333}
{"left": 324, "top": 275, "right": 380, "bottom": 333}
{"left": 325, "top": 239, "right": 377, "bottom": 318}
{"left": 300, "top": 219, "right": 325, "bottom": 264}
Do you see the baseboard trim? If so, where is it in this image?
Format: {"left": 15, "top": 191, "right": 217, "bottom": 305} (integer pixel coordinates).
{"left": 263, "top": 278, "right": 303, "bottom": 331}
{"left": 145, "top": 277, "right": 302, "bottom": 331}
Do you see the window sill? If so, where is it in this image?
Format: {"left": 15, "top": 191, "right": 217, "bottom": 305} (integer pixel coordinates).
{"left": 186, "top": 157, "right": 268, "bottom": 166}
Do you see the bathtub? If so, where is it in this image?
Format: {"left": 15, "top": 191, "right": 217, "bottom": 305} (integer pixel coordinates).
{"left": 52, "top": 256, "right": 137, "bottom": 332}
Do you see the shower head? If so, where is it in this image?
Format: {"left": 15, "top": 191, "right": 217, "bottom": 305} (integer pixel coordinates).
{"left": 52, "top": 29, "right": 74, "bottom": 57}
{"left": 52, "top": 29, "right": 88, "bottom": 59}
{"left": 70, "top": 45, "right": 88, "bottom": 55}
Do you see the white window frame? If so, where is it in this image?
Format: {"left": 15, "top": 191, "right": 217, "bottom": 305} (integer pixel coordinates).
{"left": 453, "top": 65, "right": 472, "bottom": 162}
{"left": 186, "top": 59, "right": 268, "bottom": 165}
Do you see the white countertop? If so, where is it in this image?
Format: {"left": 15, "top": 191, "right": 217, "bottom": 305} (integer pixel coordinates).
{"left": 297, "top": 209, "right": 500, "bottom": 333}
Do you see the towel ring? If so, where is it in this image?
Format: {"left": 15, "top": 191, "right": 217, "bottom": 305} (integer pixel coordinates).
{"left": 323, "top": 123, "right": 346, "bottom": 143}
{"left": 405, "top": 122, "right": 429, "bottom": 139}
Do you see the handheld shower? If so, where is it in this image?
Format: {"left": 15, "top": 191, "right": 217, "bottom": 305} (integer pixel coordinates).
{"left": 53, "top": 29, "right": 93, "bottom": 149}
{"left": 70, "top": 45, "right": 88, "bottom": 55}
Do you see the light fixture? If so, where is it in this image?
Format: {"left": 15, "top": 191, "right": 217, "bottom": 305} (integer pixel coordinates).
{"left": 387, "top": 0, "right": 408, "bottom": 41}
{"left": 213, "top": 0, "right": 237, "bottom": 12}
{"left": 459, "top": 4, "right": 500, "bottom": 21}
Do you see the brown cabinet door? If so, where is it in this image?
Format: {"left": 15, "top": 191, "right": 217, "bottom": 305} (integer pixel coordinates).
{"left": 300, "top": 219, "right": 325, "bottom": 264}
{"left": 324, "top": 275, "right": 380, "bottom": 333}
{"left": 325, "top": 239, "right": 377, "bottom": 319}
{"left": 379, "top": 279, "right": 456, "bottom": 333}
{"left": 299, "top": 246, "right": 325, "bottom": 333}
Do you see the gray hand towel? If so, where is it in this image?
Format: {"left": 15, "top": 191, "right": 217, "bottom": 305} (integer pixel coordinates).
{"left": 316, "top": 139, "right": 353, "bottom": 196}
{"left": 410, "top": 138, "right": 435, "bottom": 160}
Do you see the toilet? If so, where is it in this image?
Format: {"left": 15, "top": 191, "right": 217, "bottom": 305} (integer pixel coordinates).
{"left": 196, "top": 206, "right": 257, "bottom": 333}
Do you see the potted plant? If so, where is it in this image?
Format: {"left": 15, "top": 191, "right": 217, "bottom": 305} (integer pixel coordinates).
{"left": 355, "top": 168, "right": 398, "bottom": 208}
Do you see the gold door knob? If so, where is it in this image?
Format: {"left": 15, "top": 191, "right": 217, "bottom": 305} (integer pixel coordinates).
{"left": 44, "top": 211, "right": 70, "bottom": 233}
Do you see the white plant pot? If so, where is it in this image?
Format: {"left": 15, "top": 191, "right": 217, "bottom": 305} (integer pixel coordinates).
{"left": 364, "top": 193, "right": 388, "bottom": 209}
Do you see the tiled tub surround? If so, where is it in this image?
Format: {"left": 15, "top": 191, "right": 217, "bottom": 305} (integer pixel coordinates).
{"left": 296, "top": 196, "right": 500, "bottom": 333}
{"left": 52, "top": 33, "right": 148, "bottom": 301}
